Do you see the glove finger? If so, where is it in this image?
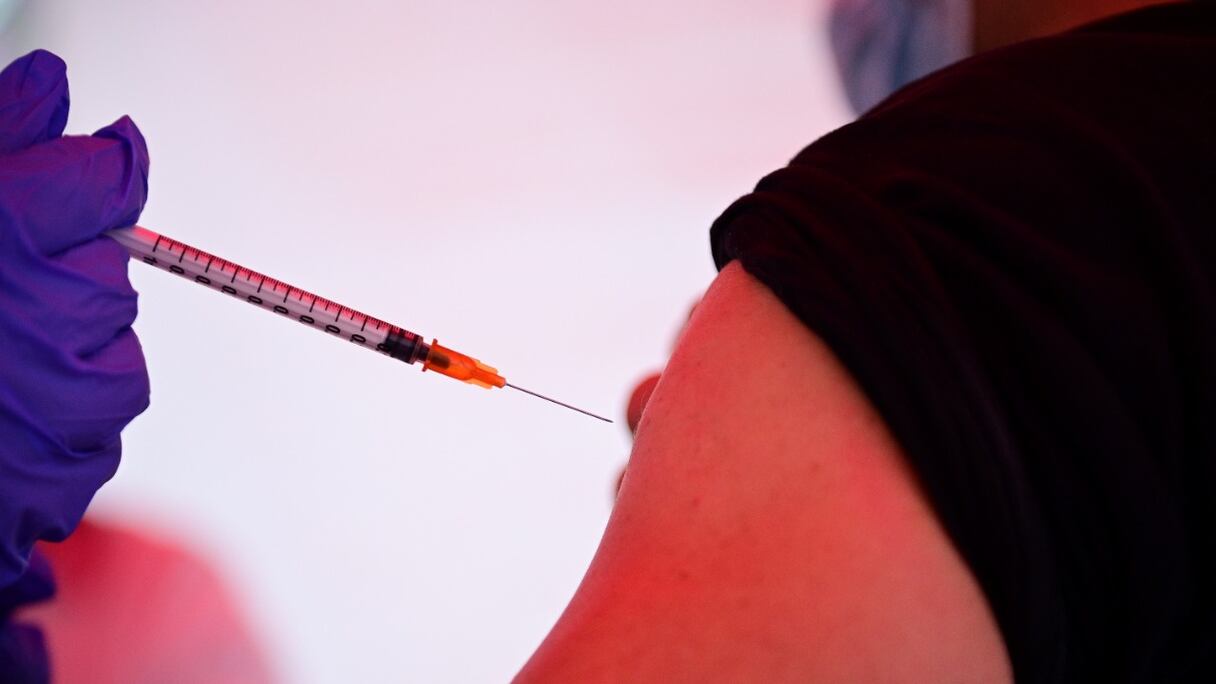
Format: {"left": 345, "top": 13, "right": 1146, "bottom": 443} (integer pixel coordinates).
{"left": 0, "top": 333, "right": 135, "bottom": 588}
{"left": 0, "top": 50, "right": 69, "bottom": 155}
{"left": 2, "top": 238, "right": 139, "bottom": 358}
{"left": 0, "top": 621, "right": 50, "bottom": 684}
{"left": 0, "top": 324, "right": 148, "bottom": 457}
{"left": 0, "top": 402, "right": 124, "bottom": 586}
{"left": 55, "top": 328, "right": 150, "bottom": 455}
{"left": 0, "top": 115, "right": 149, "bottom": 256}
{"left": 0, "top": 238, "right": 148, "bottom": 455}
{"left": 49, "top": 237, "right": 141, "bottom": 356}
{"left": 0, "top": 551, "right": 54, "bottom": 615}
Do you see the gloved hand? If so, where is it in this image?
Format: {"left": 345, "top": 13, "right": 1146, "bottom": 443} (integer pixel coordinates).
{"left": 0, "top": 50, "right": 151, "bottom": 588}
{"left": 0, "top": 551, "right": 54, "bottom": 683}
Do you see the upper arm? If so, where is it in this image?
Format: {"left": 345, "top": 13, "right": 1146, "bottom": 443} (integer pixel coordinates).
{"left": 516, "top": 262, "right": 1012, "bottom": 682}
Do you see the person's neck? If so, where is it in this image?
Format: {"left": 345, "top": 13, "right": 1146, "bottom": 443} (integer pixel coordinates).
{"left": 974, "top": 0, "right": 1178, "bottom": 52}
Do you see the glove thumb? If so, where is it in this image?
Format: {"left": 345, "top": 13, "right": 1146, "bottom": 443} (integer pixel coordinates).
{"left": 0, "top": 49, "right": 69, "bottom": 155}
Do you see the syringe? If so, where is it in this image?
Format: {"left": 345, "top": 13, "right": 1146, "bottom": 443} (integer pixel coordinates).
{"left": 106, "top": 226, "right": 610, "bottom": 423}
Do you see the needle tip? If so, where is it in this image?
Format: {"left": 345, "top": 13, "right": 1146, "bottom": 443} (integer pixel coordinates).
{"left": 505, "top": 383, "right": 613, "bottom": 423}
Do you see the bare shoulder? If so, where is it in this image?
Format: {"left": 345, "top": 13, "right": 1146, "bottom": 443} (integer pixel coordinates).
{"left": 516, "top": 262, "right": 1012, "bottom": 682}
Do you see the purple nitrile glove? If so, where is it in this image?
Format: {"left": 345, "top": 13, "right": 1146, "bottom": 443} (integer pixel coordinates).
{"left": 0, "top": 551, "right": 54, "bottom": 683}
{"left": 0, "top": 50, "right": 151, "bottom": 590}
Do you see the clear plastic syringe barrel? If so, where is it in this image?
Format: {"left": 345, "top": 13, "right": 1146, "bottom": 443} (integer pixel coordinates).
{"left": 107, "top": 226, "right": 432, "bottom": 366}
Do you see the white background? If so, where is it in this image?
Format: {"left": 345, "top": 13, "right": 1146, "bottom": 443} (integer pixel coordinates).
{"left": 2, "top": 1, "right": 848, "bottom": 681}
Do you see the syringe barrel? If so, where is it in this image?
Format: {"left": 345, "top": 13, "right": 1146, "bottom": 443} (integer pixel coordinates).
{"left": 382, "top": 331, "right": 430, "bottom": 365}
{"left": 107, "top": 225, "right": 433, "bottom": 367}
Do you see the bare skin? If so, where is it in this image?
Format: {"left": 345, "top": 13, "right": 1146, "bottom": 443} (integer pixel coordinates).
{"left": 518, "top": 263, "right": 1012, "bottom": 681}
{"left": 519, "top": 2, "right": 1179, "bottom": 680}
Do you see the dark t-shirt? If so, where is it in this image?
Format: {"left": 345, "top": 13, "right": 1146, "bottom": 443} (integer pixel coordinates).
{"left": 710, "top": 3, "right": 1216, "bottom": 681}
